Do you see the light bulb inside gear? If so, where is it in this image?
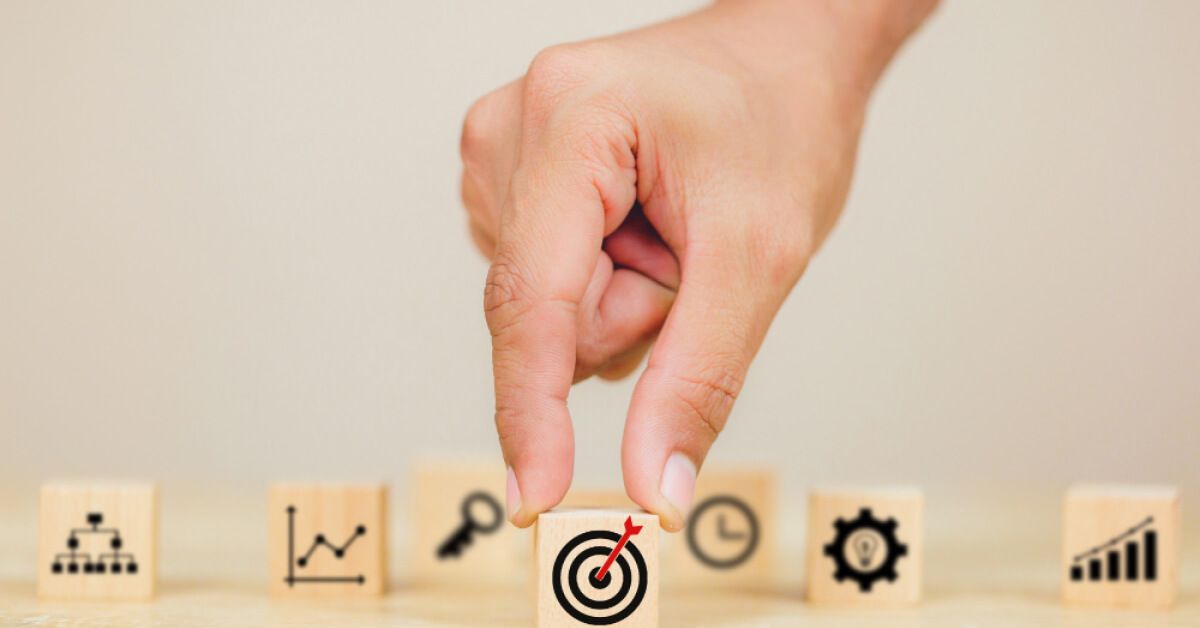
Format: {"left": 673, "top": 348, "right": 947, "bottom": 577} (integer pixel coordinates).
{"left": 823, "top": 507, "right": 908, "bottom": 592}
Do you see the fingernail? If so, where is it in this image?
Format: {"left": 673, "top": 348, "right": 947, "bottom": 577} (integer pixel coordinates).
{"left": 659, "top": 453, "right": 696, "bottom": 524}
{"left": 505, "top": 466, "right": 522, "bottom": 522}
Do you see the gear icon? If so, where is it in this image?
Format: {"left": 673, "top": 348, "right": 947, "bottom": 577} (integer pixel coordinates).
{"left": 822, "top": 507, "right": 907, "bottom": 592}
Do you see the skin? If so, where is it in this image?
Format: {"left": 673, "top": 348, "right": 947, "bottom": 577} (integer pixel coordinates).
{"left": 459, "top": 0, "right": 939, "bottom": 531}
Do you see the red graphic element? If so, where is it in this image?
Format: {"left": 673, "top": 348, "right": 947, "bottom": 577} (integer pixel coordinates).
{"left": 594, "top": 516, "right": 643, "bottom": 582}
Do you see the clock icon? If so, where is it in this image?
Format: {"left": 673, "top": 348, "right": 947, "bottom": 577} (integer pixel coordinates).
{"left": 686, "top": 495, "right": 759, "bottom": 569}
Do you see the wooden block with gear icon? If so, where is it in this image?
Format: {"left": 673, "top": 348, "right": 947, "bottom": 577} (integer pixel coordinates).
{"left": 535, "top": 509, "right": 659, "bottom": 628}
{"left": 268, "top": 483, "right": 387, "bottom": 597}
{"left": 662, "top": 466, "right": 775, "bottom": 589}
{"left": 1062, "top": 484, "right": 1180, "bottom": 609}
{"left": 805, "top": 486, "right": 923, "bottom": 606}
{"left": 409, "top": 459, "right": 522, "bottom": 587}
{"left": 38, "top": 481, "right": 158, "bottom": 600}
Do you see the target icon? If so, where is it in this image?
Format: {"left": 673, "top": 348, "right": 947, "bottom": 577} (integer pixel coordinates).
{"left": 552, "top": 517, "right": 648, "bottom": 625}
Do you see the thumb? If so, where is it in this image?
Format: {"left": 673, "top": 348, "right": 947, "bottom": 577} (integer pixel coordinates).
{"left": 486, "top": 82, "right": 637, "bottom": 527}
{"left": 621, "top": 233, "right": 789, "bottom": 532}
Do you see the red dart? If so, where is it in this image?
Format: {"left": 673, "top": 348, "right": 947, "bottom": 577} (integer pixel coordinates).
{"left": 594, "top": 516, "right": 643, "bottom": 582}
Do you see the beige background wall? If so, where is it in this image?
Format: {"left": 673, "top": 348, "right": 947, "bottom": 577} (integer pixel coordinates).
{"left": 1, "top": 1, "right": 1197, "bottom": 504}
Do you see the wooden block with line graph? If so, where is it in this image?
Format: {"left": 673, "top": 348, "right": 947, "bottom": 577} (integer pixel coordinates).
{"left": 1062, "top": 484, "right": 1180, "bottom": 609}
{"left": 268, "top": 483, "right": 387, "bottom": 597}
{"left": 805, "top": 486, "right": 923, "bottom": 606}
{"left": 535, "top": 509, "right": 659, "bottom": 627}
{"left": 37, "top": 481, "right": 158, "bottom": 600}
{"left": 662, "top": 467, "right": 775, "bottom": 589}
{"left": 410, "top": 460, "right": 523, "bottom": 586}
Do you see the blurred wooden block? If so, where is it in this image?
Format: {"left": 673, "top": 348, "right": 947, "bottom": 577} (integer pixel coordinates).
{"left": 268, "top": 483, "right": 387, "bottom": 597}
{"left": 663, "top": 467, "right": 775, "bottom": 589}
{"left": 1062, "top": 484, "right": 1180, "bottom": 609}
{"left": 535, "top": 509, "right": 658, "bottom": 627}
{"left": 38, "top": 481, "right": 157, "bottom": 600}
{"left": 410, "top": 460, "right": 522, "bottom": 586}
{"left": 805, "top": 486, "right": 923, "bottom": 606}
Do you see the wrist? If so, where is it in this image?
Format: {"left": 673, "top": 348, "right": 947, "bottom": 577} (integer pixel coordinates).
{"left": 706, "top": 0, "right": 938, "bottom": 99}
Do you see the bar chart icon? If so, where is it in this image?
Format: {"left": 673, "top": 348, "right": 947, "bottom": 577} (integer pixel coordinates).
{"left": 1068, "top": 516, "right": 1157, "bottom": 583}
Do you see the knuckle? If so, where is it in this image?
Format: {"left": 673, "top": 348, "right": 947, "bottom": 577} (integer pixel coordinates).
{"left": 460, "top": 95, "right": 496, "bottom": 165}
{"left": 523, "top": 43, "right": 605, "bottom": 114}
{"left": 483, "top": 254, "right": 536, "bottom": 334}
{"left": 667, "top": 362, "right": 745, "bottom": 438}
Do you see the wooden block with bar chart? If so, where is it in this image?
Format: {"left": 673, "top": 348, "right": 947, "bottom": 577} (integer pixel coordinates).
{"left": 1062, "top": 484, "right": 1180, "bottom": 609}
{"left": 268, "top": 483, "right": 387, "bottom": 597}
{"left": 535, "top": 509, "right": 659, "bottom": 627}
{"left": 37, "top": 481, "right": 158, "bottom": 600}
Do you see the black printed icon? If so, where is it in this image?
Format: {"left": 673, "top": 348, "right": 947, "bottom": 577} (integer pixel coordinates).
{"left": 823, "top": 508, "right": 907, "bottom": 592}
{"left": 284, "top": 505, "right": 366, "bottom": 586}
{"left": 437, "top": 491, "right": 504, "bottom": 559}
{"left": 553, "top": 517, "right": 647, "bottom": 625}
{"left": 1069, "top": 516, "right": 1157, "bottom": 583}
{"left": 50, "top": 512, "right": 139, "bottom": 575}
{"left": 686, "top": 495, "right": 759, "bottom": 570}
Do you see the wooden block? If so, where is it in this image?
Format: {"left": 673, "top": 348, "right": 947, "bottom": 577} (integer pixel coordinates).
{"left": 805, "top": 486, "right": 923, "bottom": 606}
{"left": 410, "top": 460, "right": 523, "bottom": 587}
{"left": 558, "top": 488, "right": 636, "bottom": 510}
{"left": 38, "top": 481, "right": 157, "bottom": 600}
{"left": 662, "top": 467, "right": 775, "bottom": 589}
{"left": 1062, "top": 484, "right": 1180, "bottom": 609}
{"left": 268, "top": 483, "right": 387, "bottom": 597}
{"left": 535, "top": 509, "right": 658, "bottom": 627}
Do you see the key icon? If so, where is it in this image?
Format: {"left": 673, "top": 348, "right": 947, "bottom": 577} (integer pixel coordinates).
{"left": 437, "top": 491, "right": 504, "bottom": 559}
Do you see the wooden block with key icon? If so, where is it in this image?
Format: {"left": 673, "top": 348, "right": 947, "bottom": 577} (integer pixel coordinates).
{"left": 662, "top": 466, "right": 775, "bottom": 589}
{"left": 410, "top": 459, "right": 525, "bottom": 587}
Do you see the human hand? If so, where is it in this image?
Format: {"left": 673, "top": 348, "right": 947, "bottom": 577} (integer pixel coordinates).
{"left": 459, "top": 0, "right": 936, "bottom": 530}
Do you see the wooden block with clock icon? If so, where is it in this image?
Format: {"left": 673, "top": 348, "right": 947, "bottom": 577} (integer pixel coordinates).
{"left": 805, "top": 486, "right": 923, "bottom": 606}
{"left": 662, "top": 467, "right": 775, "bottom": 589}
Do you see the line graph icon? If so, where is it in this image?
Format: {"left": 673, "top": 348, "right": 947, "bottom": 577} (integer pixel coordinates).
{"left": 1069, "top": 516, "right": 1157, "bottom": 583}
{"left": 285, "top": 505, "right": 367, "bottom": 586}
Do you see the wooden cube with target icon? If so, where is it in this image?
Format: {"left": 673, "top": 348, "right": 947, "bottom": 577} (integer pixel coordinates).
{"left": 535, "top": 509, "right": 659, "bottom": 627}
{"left": 805, "top": 486, "right": 923, "bottom": 606}
{"left": 662, "top": 467, "right": 775, "bottom": 589}
{"left": 268, "top": 483, "right": 387, "bottom": 597}
{"left": 38, "top": 481, "right": 158, "bottom": 600}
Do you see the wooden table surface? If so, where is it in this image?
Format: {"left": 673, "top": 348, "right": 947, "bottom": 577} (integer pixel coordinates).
{"left": 0, "top": 483, "right": 1196, "bottom": 626}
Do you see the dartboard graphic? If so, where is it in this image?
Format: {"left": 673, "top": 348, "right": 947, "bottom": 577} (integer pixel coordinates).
{"left": 552, "top": 530, "right": 648, "bottom": 625}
